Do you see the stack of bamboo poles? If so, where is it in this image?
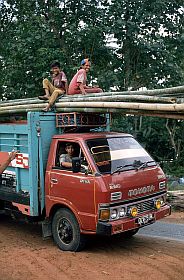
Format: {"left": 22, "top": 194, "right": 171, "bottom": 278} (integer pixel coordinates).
{"left": 1, "top": 85, "right": 184, "bottom": 119}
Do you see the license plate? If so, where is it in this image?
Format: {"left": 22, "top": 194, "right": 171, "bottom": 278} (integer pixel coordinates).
{"left": 137, "top": 214, "right": 154, "bottom": 225}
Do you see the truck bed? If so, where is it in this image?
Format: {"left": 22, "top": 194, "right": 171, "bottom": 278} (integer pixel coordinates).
{"left": 0, "top": 112, "right": 58, "bottom": 216}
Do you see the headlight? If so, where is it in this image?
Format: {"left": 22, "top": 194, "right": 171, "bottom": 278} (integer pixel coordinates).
{"left": 155, "top": 195, "right": 166, "bottom": 210}
{"left": 119, "top": 207, "right": 126, "bottom": 217}
{"left": 111, "top": 209, "right": 118, "bottom": 220}
{"left": 99, "top": 209, "right": 110, "bottom": 221}
{"left": 155, "top": 199, "right": 161, "bottom": 210}
{"left": 130, "top": 206, "right": 138, "bottom": 217}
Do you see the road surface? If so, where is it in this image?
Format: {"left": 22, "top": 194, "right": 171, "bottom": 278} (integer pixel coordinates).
{"left": 139, "top": 221, "right": 184, "bottom": 241}
{"left": 1, "top": 213, "right": 184, "bottom": 280}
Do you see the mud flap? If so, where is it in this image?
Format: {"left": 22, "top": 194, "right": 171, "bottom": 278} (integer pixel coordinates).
{"left": 42, "top": 218, "right": 52, "bottom": 239}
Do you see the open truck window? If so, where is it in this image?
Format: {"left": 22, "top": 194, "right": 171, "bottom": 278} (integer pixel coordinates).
{"left": 55, "top": 141, "right": 89, "bottom": 173}
{"left": 55, "top": 142, "right": 80, "bottom": 168}
{"left": 87, "top": 137, "right": 156, "bottom": 174}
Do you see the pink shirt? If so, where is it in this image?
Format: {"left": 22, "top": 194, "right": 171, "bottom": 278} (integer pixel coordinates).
{"left": 52, "top": 71, "right": 67, "bottom": 90}
{"left": 68, "top": 69, "right": 87, "bottom": 95}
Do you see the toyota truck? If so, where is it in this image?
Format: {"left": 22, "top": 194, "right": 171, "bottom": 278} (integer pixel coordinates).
{"left": 0, "top": 111, "right": 171, "bottom": 251}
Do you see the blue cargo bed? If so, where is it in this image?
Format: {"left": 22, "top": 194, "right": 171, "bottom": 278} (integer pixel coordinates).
{"left": 0, "top": 112, "right": 58, "bottom": 216}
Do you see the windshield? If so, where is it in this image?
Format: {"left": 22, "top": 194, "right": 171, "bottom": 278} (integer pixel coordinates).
{"left": 86, "top": 137, "right": 156, "bottom": 174}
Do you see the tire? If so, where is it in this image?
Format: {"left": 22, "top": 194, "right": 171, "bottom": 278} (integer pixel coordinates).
{"left": 52, "top": 208, "right": 86, "bottom": 252}
{"left": 124, "top": 228, "right": 139, "bottom": 238}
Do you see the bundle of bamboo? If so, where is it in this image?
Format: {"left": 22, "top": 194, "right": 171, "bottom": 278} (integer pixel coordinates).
{"left": 1, "top": 85, "right": 184, "bottom": 119}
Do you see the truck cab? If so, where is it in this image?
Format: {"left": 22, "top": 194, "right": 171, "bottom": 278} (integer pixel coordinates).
{"left": 45, "top": 132, "right": 170, "bottom": 251}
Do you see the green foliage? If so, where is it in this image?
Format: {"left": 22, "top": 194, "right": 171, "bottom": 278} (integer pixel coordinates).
{"left": 106, "top": 0, "right": 184, "bottom": 90}
{"left": 1, "top": 0, "right": 184, "bottom": 175}
{"left": 0, "top": 0, "right": 112, "bottom": 99}
{"left": 163, "top": 162, "right": 184, "bottom": 178}
{"left": 112, "top": 114, "right": 184, "bottom": 176}
{"left": 0, "top": 0, "right": 183, "bottom": 99}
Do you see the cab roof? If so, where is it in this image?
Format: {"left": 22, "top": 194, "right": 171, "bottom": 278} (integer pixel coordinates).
{"left": 52, "top": 132, "right": 132, "bottom": 141}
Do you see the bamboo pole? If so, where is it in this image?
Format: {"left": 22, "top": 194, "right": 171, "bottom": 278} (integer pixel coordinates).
{"left": 1, "top": 101, "right": 184, "bottom": 113}
{"left": 0, "top": 103, "right": 45, "bottom": 112}
{"left": 0, "top": 94, "right": 177, "bottom": 108}
{"left": 0, "top": 102, "right": 184, "bottom": 114}
{"left": 0, "top": 95, "right": 176, "bottom": 108}
{"left": 1, "top": 107, "right": 184, "bottom": 120}
{"left": 54, "top": 101, "right": 184, "bottom": 112}
{"left": 61, "top": 95, "right": 176, "bottom": 103}
{"left": 1, "top": 84, "right": 184, "bottom": 107}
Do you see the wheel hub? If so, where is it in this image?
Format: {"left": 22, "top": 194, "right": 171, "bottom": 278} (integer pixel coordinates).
{"left": 58, "top": 218, "right": 73, "bottom": 244}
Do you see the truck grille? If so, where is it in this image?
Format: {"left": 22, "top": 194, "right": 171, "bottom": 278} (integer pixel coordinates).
{"left": 127, "top": 199, "right": 154, "bottom": 215}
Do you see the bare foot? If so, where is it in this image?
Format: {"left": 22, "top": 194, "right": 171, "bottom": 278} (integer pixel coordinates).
{"left": 38, "top": 95, "right": 49, "bottom": 100}
{"left": 42, "top": 107, "right": 51, "bottom": 112}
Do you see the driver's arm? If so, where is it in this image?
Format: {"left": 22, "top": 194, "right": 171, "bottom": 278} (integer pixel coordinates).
{"left": 61, "top": 162, "right": 72, "bottom": 168}
{"left": 59, "top": 154, "right": 72, "bottom": 168}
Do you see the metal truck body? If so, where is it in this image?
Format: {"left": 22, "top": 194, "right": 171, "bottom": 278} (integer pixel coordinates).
{"left": 0, "top": 112, "right": 171, "bottom": 251}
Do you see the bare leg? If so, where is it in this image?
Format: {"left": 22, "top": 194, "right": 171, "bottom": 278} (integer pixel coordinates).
{"left": 42, "top": 89, "right": 64, "bottom": 112}
{"left": 85, "top": 87, "right": 103, "bottom": 93}
{"left": 68, "top": 87, "right": 103, "bottom": 95}
{"left": 39, "top": 79, "right": 55, "bottom": 100}
{"left": 42, "top": 103, "right": 51, "bottom": 112}
{"left": 44, "top": 88, "right": 50, "bottom": 98}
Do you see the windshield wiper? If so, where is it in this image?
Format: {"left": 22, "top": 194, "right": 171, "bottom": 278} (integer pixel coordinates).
{"left": 111, "top": 164, "right": 136, "bottom": 175}
{"left": 111, "top": 160, "right": 156, "bottom": 174}
{"left": 136, "top": 160, "right": 156, "bottom": 170}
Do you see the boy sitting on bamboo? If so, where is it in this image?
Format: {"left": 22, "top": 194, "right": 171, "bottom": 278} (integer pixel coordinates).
{"left": 39, "top": 62, "right": 68, "bottom": 112}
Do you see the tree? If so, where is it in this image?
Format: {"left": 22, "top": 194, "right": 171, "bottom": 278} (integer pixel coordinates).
{"left": 0, "top": 0, "right": 112, "bottom": 99}
{"left": 106, "top": 0, "right": 184, "bottom": 90}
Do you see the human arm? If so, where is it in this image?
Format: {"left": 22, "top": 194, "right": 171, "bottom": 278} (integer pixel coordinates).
{"left": 61, "top": 161, "right": 72, "bottom": 168}
{"left": 61, "top": 72, "right": 68, "bottom": 94}
{"left": 78, "top": 83, "right": 86, "bottom": 95}
{"left": 59, "top": 154, "right": 72, "bottom": 168}
{"left": 64, "top": 81, "right": 68, "bottom": 95}
{"left": 0, "top": 151, "right": 18, "bottom": 174}
{"left": 76, "top": 70, "right": 87, "bottom": 95}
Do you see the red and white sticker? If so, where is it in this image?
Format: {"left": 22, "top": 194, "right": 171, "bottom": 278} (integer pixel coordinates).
{"left": 11, "top": 153, "right": 29, "bottom": 169}
{"left": 0, "top": 152, "right": 29, "bottom": 169}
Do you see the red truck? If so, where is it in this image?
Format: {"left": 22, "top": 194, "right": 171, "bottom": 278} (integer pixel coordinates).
{"left": 0, "top": 112, "right": 171, "bottom": 251}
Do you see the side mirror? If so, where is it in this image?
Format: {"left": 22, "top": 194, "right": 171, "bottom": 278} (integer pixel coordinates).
{"left": 72, "top": 157, "right": 81, "bottom": 173}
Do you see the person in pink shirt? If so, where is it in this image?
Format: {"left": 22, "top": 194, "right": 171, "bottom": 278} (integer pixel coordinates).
{"left": 68, "top": 59, "right": 103, "bottom": 95}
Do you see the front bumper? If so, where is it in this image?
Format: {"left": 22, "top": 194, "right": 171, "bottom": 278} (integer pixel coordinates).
{"left": 96, "top": 204, "right": 171, "bottom": 236}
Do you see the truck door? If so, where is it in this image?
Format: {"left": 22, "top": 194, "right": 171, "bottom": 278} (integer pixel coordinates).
{"left": 49, "top": 141, "right": 96, "bottom": 231}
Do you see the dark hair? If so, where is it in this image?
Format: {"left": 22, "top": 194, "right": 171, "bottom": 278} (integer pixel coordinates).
{"left": 51, "top": 61, "right": 60, "bottom": 68}
{"left": 66, "top": 143, "right": 74, "bottom": 148}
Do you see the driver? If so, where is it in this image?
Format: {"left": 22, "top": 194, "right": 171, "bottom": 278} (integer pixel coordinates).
{"left": 59, "top": 143, "right": 74, "bottom": 168}
{"left": 59, "top": 143, "right": 88, "bottom": 171}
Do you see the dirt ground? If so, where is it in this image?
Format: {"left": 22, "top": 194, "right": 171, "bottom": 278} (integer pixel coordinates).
{"left": 164, "top": 211, "right": 184, "bottom": 224}
{"left": 0, "top": 212, "right": 184, "bottom": 280}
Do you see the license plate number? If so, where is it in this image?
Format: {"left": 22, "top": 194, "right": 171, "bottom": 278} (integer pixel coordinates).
{"left": 137, "top": 214, "right": 154, "bottom": 225}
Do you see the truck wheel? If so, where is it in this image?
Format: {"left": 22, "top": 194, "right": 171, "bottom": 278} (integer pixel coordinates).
{"left": 124, "top": 228, "right": 139, "bottom": 238}
{"left": 52, "top": 208, "right": 86, "bottom": 252}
